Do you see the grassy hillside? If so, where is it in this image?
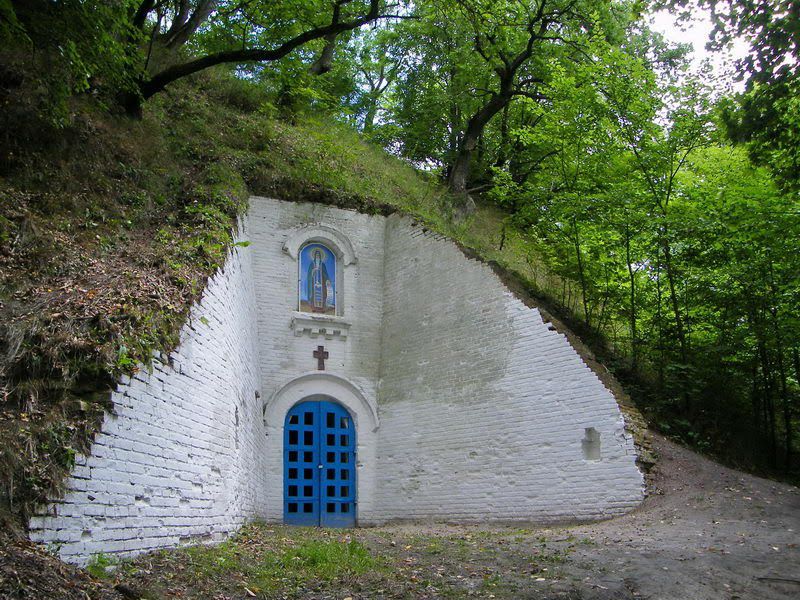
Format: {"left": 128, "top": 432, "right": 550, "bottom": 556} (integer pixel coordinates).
{"left": 0, "top": 69, "right": 648, "bottom": 528}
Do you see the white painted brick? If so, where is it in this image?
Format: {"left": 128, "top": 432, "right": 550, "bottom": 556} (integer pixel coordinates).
{"left": 32, "top": 197, "right": 642, "bottom": 565}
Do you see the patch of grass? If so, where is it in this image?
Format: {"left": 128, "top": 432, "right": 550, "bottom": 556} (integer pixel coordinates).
{"left": 86, "top": 552, "right": 118, "bottom": 579}
{"left": 163, "top": 528, "right": 380, "bottom": 596}
{"left": 425, "top": 540, "right": 445, "bottom": 555}
{"left": 184, "top": 540, "right": 244, "bottom": 578}
{"left": 268, "top": 538, "right": 377, "bottom": 581}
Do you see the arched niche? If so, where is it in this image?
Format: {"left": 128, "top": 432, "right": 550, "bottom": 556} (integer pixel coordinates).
{"left": 283, "top": 224, "right": 357, "bottom": 266}
{"left": 284, "top": 225, "right": 355, "bottom": 337}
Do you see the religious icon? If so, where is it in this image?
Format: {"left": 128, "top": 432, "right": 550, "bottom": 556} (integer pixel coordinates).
{"left": 299, "top": 243, "right": 336, "bottom": 314}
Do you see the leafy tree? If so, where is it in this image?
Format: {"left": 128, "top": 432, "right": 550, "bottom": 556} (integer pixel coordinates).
{"left": 6, "top": 0, "right": 403, "bottom": 115}
{"left": 660, "top": 0, "right": 800, "bottom": 191}
{"left": 352, "top": 25, "right": 408, "bottom": 133}
{"left": 385, "top": 0, "right": 634, "bottom": 207}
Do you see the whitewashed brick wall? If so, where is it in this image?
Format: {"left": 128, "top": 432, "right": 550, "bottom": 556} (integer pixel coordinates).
{"left": 30, "top": 197, "right": 643, "bottom": 565}
{"left": 247, "top": 197, "right": 386, "bottom": 405}
{"left": 376, "top": 215, "right": 643, "bottom": 522}
{"left": 29, "top": 227, "right": 267, "bottom": 564}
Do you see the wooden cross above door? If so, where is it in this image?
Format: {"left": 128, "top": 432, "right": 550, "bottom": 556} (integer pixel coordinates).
{"left": 313, "top": 345, "right": 329, "bottom": 370}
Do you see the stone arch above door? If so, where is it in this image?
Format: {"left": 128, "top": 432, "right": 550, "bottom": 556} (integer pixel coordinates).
{"left": 262, "top": 372, "right": 379, "bottom": 524}
{"left": 263, "top": 372, "right": 379, "bottom": 432}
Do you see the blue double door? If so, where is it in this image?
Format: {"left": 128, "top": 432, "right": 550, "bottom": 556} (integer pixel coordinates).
{"left": 284, "top": 399, "right": 356, "bottom": 527}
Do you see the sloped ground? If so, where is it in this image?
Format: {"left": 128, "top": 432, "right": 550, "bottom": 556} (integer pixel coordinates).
{"left": 0, "top": 529, "right": 119, "bottom": 599}
{"left": 554, "top": 433, "right": 800, "bottom": 599}
{"left": 53, "top": 433, "right": 794, "bottom": 600}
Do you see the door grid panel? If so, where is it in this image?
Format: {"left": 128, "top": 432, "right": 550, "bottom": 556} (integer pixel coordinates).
{"left": 284, "top": 400, "right": 356, "bottom": 527}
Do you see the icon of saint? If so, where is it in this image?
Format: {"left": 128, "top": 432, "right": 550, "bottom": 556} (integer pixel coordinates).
{"left": 307, "top": 248, "right": 332, "bottom": 313}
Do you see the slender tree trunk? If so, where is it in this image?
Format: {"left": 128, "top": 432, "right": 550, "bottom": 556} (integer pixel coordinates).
{"left": 596, "top": 264, "right": 612, "bottom": 334}
{"left": 660, "top": 225, "right": 690, "bottom": 413}
{"left": 655, "top": 246, "right": 665, "bottom": 394}
{"left": 767, "top": 262, "right": 792, "bottom": 469}
{"left": 571, "top": 217, "right": 591, "bottom": 329}
{"left": 661, "top": 234, "right": 688, "bottom": 362}
{"left": 566, "top": 282, "right": 573, "bottom": 313}
{"left": 757, "top": 334, "right": 777, "bottom": 467}
{"left": 363, "top": 98, "right": 378, "bottom": 133}
{"left": 750, "top": 359, "right": 762, "bottom": 436}
{"left": 793, "top": 347, "right": 800, "bottom": 468}
{"left": 625, "top": 224, "right": 638, "bottom": 372}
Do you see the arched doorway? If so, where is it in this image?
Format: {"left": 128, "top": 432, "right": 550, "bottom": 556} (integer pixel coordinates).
{"left": 283, "top": 398, "right": 356, "bottom": 527}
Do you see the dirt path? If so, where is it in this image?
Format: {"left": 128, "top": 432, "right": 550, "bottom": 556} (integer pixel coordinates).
{"left": 545, "top": 433, "right": 800, "bottom": 599}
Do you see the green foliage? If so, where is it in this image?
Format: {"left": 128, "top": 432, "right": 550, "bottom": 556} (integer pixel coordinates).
{"left": 182, "top": 528, "right": 378, "bottom": 593}
{"left": 480, "top": 24, "right": 799, "bottom": 473}
{"left": 2, "top": 0, "right": 798, "bottom": 523}
{"left": 4, "top": 1, "right": 140, "bottom": 124}
{"left": 275, "top": 539, "right": 377, "bottom": 580}
{"left": 86, "top": 552, "right": 119, "bottom": 579}
{"left": 662, "top": 0, "right": 800, "bottom": 191}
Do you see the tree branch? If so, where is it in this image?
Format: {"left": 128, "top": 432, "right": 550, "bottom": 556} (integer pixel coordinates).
{"left": 132, "top": 0, "right": 157, "bottom": 30}
{"left": 142, "top": 0, "right": 382, "bottom": 99}
{"left": 165, "top": 0, "right": 218, "bottom": 49}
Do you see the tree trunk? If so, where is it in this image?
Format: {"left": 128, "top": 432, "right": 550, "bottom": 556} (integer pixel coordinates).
{"left": 495, "top": 102, "right": 511, "bottom": 168}
{"left": 660, "top": 225, "right": 690, "bottom": 413}
{"left": 767, "top": 262, "right": 793, "bottom": 470}
{"left": 448, "top": 146, "right": 473, "bottom": 195}
{"left": 362, "top": 97, "right": 378, "bottom": 133}
{"left": 119, "top": 89, "right": 143, "bottom": 119}
{"left": 309, "top": 33, "right": 338, "bottom": 75}
{"left": 447, "top": 90, "right": 511, "bottom": 199}
{"left": 655, "top": 246, "right": 665, "bottom": 394}
{"left": 572, "top": 216, "right": 591, "bottom": 329}
{"left": 756, "top": 324, "right": 777, "bottom": 468}
{"left": 661, "top": 235, "right": 688, "bottom": 363}
{"left": 625, "top": 224, "right": 638, "bottom": 372}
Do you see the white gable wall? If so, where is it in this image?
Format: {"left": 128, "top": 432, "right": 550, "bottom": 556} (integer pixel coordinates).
{"left": 246, "top": 198, "right": 387, "bottom": 523}
{"left": 377, "top": 216, "right": 643, "bottom": 522}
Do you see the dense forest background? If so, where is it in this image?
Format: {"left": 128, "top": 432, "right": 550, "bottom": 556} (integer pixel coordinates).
{"left": 1, "top": 0, "right": 798, "bottom": 512}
